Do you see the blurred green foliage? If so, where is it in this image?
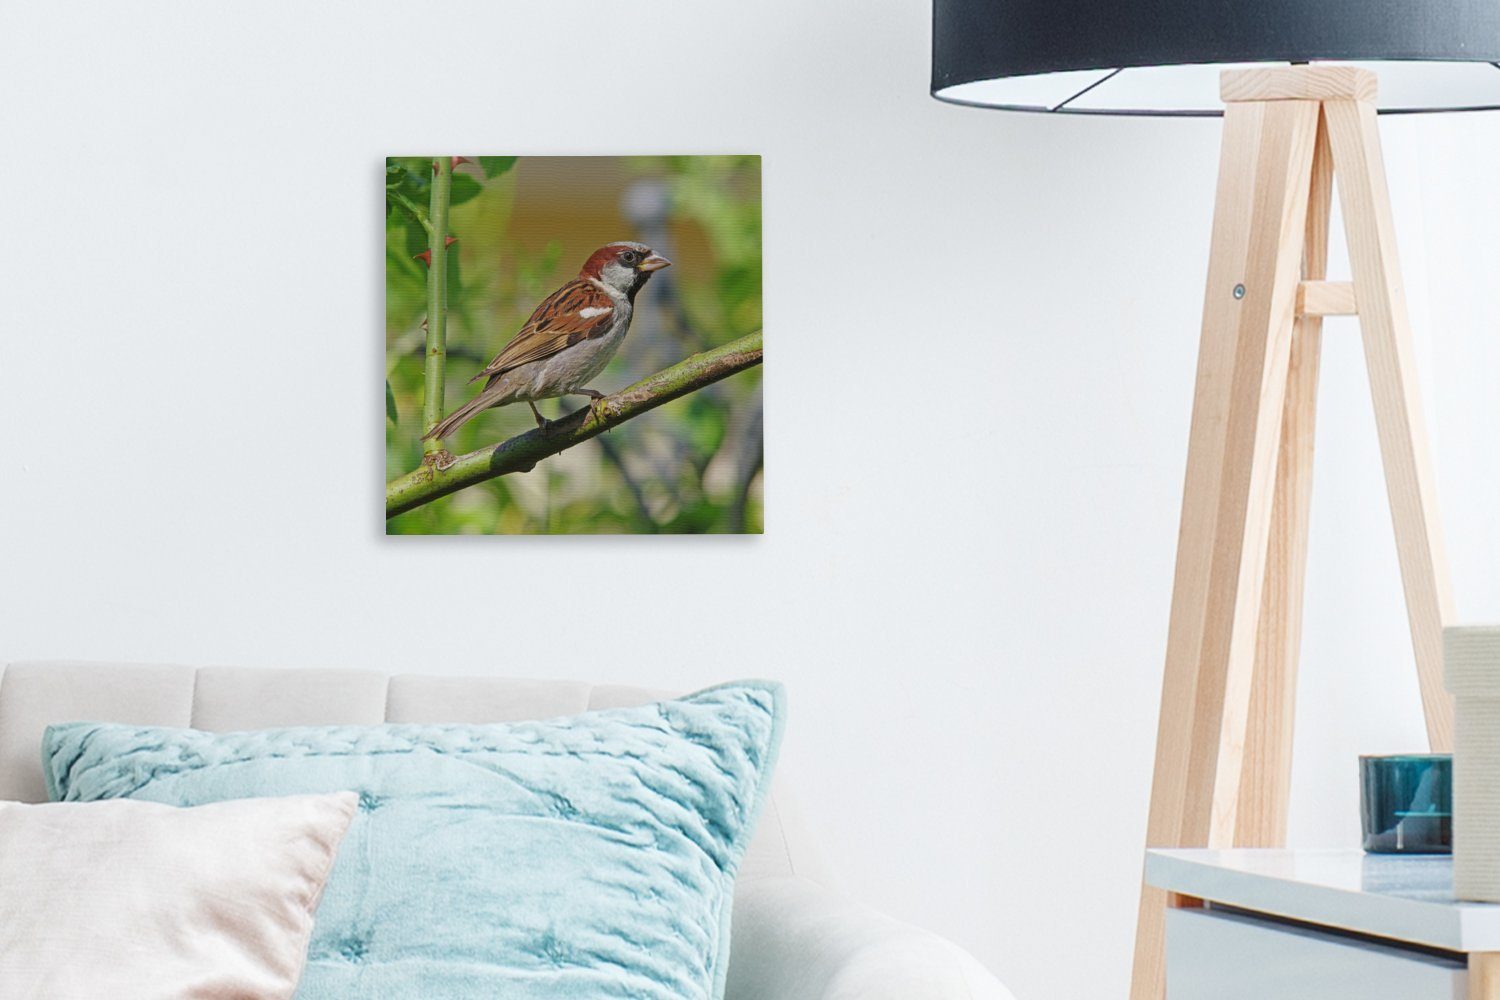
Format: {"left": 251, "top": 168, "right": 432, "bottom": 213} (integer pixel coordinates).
{"left": 385, "top": 155, "right": 763, "bottom": 534}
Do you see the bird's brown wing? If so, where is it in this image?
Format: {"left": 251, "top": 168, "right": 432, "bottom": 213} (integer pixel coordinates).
{"left": 469, "top": 279, "right": 618, "bottom": 385}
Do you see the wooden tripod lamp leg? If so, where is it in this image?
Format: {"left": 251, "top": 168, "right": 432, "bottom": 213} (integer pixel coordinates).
{"left": 1235, "top": 115, "right": 1334, "bottom": 848}
{"left": 1323, "top": 98, "right": 1457, "bottom": 750}
{"left": 1129, "top": 95, "right": 1320, "bottom": 1000}
{"left": 1131, "top": 66, "right": 1458, "bottom": 1000}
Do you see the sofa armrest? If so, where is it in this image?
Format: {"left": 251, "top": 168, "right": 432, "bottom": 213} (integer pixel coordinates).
{"left": 725, "top": 876, "right": 1015, "bottom": 1000}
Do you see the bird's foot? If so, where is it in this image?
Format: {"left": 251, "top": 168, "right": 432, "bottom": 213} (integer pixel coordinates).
{"left": 572, "top": 388, "right": 609, "bottom": 425}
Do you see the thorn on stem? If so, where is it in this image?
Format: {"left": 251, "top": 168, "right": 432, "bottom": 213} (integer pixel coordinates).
{"left": 413, "top": 235, "right": 459, "bottom": 266}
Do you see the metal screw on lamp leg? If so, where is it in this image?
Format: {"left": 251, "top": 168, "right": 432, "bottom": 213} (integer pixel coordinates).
{"left": 1233, "top": 283, "right": 1246, "bottom": 299}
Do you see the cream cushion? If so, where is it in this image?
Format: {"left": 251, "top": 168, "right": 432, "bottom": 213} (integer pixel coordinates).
{"left": 0, "top": 792, "right": 357, "bottom": 1000}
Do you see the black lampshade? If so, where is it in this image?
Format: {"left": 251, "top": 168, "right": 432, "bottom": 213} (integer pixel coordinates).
{"left": 932, "top": 0, "right": 1500, "bottom": 115}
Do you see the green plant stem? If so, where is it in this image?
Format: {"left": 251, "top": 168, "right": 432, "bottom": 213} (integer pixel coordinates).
{"left": 386, "top": 332, "right": 763, "bottom": 519}
{"left": 421, "top": 158, "right": 452, "bottom": 453}
{"left": 386, "top": 189, "right": 433, "bottom": 237}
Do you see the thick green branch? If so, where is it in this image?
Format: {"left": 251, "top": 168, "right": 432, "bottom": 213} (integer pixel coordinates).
{"left": 421, "top": 158, "right": 452, "bottom": 453}
{"left": 386, "top": 331, "right": 763, "bottom": 518}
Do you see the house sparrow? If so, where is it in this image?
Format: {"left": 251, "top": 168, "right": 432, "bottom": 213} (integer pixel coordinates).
{"left": 422, "top": 242, "right": 671, "bottom": 441}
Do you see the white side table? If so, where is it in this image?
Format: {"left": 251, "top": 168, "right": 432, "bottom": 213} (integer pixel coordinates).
{"left": 1146, "top": 848, "right": 1500, "bottom": 999}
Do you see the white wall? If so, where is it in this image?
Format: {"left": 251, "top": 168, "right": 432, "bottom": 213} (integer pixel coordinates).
{"left": 1, "top": 3, "right": 1497, "bottom": 998}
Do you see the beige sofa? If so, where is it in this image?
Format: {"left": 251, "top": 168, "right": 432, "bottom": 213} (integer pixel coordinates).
{"left": 0, "top": 660, "right": 1013, "bottom": 1000}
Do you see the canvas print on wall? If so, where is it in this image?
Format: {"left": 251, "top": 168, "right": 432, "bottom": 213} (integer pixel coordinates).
{"left": 385, "top": 155, "right": 763, "bottom": 535}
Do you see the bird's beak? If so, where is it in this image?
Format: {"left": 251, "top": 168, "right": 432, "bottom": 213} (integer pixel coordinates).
{"left": 639, "top": 253, "right": 672, "bottom": 272}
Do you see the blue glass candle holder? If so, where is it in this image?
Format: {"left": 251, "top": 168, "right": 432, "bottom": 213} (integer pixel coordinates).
{"left": 1359, "top": 754, "right": 1452, "bottom": 854}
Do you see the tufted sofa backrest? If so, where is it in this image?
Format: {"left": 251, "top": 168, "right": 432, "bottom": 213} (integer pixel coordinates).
{"left": 0, "top": 661, "right": 808, "bottom": 885}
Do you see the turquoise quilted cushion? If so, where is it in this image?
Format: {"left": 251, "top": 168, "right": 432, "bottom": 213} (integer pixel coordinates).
{"left": 43, "top": 681, "right": 784, "bottom": 1000}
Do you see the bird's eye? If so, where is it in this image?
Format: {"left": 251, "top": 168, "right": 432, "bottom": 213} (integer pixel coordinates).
{"left": 621, "top": 250, "right": 639, "bottom": 265}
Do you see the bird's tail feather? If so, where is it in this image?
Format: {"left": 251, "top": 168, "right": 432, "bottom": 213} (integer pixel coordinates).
{"left": 421, "top": 388, "right": 505, "bottom": 442}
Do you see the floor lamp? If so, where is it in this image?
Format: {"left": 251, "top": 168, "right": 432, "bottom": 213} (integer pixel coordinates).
{"left": 930, "top": 3, "right": 1500, "bottom": 997}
